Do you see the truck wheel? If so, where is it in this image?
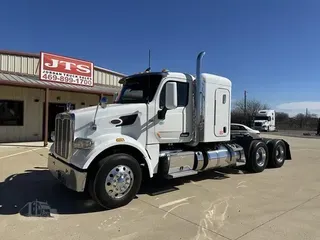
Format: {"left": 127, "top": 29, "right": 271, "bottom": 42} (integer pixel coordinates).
{"left": 88, "top": 153, "right": 142, "bottom": 209}
{"left": 246, "top": 140, "right": 269, "bottom": 173}
{"left": 267, "top": 140, "right": 286, "bottom": 168}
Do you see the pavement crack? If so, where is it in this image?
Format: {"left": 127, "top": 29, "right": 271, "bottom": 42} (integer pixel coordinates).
{"left": 137, "top": 198, "right": 232, "bottom": 240}
{"left": 235, "top": 192, "right": 320, "bottom": 240}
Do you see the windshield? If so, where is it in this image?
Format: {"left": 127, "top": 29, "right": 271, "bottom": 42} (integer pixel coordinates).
{"left": 115, "top": 74, "right": 163, "bottom": 104}
{"left": 254, "top": 116, "right": 269, "bottom": 121}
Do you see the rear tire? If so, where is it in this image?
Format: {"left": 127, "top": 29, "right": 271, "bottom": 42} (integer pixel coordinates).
{"left": 88, "top": 153, "right": 142, "bottom": 209}
{"left": 245, "top": 140, "right": 269, "bottom": 173}
{"left": 267, "top": 140, "right": 286, "bottom": 168}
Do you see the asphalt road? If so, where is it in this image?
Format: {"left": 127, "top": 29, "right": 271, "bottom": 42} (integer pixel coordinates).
{"left": 0, "top": 134, "right": 320, "bottom": 240}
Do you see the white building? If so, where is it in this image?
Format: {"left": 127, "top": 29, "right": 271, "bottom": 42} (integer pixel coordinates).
{"left": 0, "top": 50, "right": 125, "bottom": 144}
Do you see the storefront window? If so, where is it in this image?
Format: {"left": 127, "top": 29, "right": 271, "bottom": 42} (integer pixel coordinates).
{"left": 0, "top": 100, "right": 24, "bottom": 126}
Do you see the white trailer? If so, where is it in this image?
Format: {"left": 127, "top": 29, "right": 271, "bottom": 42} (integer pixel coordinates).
{"left": 253, "top": 110, "right": 276, "bottom": 132}
{"left": 47, "top": 52, "right": 291, "bottom": 209}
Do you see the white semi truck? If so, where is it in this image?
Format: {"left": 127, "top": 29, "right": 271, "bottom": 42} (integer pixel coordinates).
{"left": 253, "top": 110, "right": 276, "bottom": 132}
{"left": 48, "top": 52, "right": 291, "bottom": 209}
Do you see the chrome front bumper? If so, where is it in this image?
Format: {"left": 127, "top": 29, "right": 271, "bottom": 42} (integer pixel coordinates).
{"left": 48, "top": 154, "right": 87, "bottom": 192}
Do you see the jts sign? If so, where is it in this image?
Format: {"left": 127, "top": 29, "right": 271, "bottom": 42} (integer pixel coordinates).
{"left": 40, "top": 52, "right": 94, "bottom": 87}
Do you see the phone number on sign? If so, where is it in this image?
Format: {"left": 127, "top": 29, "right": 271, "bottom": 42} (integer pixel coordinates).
{"left": 41, "top": 74, "right": 93, "bottom": 86}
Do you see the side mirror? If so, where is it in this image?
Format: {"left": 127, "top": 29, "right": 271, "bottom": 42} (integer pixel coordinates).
{"left": 100, "top": 96, "right": 108, "bottom": 109}
{"left": 165, "top": 82, "right": 178, "bottom": 110}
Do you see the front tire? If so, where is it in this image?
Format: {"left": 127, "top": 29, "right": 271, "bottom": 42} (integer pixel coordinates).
{"left": 246, "top": 140, "right": 269, "bottom": 173}
{"left": 88, "top": 153, "right": 142, "bottom": 209}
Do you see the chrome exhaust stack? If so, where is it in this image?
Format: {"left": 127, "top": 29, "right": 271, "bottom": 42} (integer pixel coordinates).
{"left": 189, "top": 51, "right": 206, "bottom": 147}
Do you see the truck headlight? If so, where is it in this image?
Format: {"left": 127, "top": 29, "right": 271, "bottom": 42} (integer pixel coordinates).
{"left": 51, "top": 131, "right": 55, "bottom": 142}
{"left": 73, "top": 138, "right": 94, "bottom": 149}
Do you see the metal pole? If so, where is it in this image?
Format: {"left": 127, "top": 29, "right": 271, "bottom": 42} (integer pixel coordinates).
{"left": 44, "top": 88, "right": 49, "bottom": 147}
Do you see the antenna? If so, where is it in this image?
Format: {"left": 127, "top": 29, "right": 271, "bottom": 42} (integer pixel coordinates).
{"left": 144, "top": 49, "right": 151, "bottom": 72}
{"left": 148, "top": 49, "right": 151, "bottom": 69}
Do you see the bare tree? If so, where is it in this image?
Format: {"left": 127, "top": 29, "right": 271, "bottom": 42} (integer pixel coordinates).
{"left": 276, "top": 112, "right": 289, "bottom": 122}
{"left": 294, "top": 113, "right": 305, "bottom": 128}
{"left": 233, "top": 98, "right": 270, "bottom": 119}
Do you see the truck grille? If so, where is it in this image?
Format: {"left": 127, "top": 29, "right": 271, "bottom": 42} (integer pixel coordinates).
{"left": 255, "top": 122, "right": 262, "bottom": 127}
{"left": 54, "top": 113, "right": 75, "bottom": 161}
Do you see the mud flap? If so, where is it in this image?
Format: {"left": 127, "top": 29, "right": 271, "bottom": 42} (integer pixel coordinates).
{"left": 283, "top": 140, "right": 292, "bottom": 160}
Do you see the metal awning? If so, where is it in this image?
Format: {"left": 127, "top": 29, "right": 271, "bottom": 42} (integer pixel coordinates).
{"left": 0, "top": 72, "right": 121, "bottom": 95}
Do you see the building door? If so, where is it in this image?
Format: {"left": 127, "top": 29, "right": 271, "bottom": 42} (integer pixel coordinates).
{"left": 43, "top": 103, "right": 75, "bottom": 141}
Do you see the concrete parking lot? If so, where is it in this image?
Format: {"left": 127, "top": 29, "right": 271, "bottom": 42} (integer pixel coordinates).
{"left": 265, "top": 130, "right": 320, "bottom": 139}
{"left": 0, "top": 134, "right": 320, "bottom": 240}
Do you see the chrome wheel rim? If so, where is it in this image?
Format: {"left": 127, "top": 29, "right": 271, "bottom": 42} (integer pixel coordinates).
{"left": 275, "top": 145, "right": 285, "bottom": 163}
{"left": 255, "top": 147, "right": 267, "bottom": 167}
{"left": 105, "top": 165, "right": 134, "bottom": 199}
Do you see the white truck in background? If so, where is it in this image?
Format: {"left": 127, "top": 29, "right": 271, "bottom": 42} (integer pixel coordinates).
{"left": 47, "top": 52, "right": 291, "bottom": 210}
{"left": 253, "top": 110, "right": 276, "bottom": 132}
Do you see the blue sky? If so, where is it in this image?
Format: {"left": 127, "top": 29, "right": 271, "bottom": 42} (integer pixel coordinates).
{"left": 1, "top": 0, "right": 320, "bottom": 116}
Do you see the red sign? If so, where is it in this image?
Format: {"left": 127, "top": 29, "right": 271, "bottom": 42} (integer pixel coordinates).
{"left": 39, "top": 52, "right": 94, "bottom": 87}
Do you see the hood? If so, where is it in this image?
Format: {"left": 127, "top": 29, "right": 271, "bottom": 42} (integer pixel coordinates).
{"left": 69, "top": 103, "right": 147, "bottom": 139}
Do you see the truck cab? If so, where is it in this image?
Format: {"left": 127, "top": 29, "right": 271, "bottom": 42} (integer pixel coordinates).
{"left": 253, "top": 110, "right": 276, "bottom": 132}
{"left": 48, "top": 52, "right": 291, "bottom": 210}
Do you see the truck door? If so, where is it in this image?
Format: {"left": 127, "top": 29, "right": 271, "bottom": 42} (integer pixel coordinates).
{"left": 154, "top": 80, "right": 191, "bottom": 143}
{"left": 214, "top": 88, "right": 230, "bottom": 137}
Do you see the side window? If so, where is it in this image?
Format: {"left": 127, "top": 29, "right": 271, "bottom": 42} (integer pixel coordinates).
{"left": 177, "top": 82, "right": 189, "bottom": 107}
{"left": 159, "top": 86, "right": 166, "bottom": 109}
{"left": 231, "top": 125, "right": 238, "bottom": 130}
{"left": 159, "top": 81, "right": 189, "bottom": 108}
{"left": 0, "top": 100, "right": 24, "bottom": 126}
{"left": 239, "top": 126, "right": 246, "bottom": 130}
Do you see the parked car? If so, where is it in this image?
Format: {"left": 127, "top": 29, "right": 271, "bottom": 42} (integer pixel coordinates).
{"left": 231, "top": 123, "right": 260, "bottom": 135}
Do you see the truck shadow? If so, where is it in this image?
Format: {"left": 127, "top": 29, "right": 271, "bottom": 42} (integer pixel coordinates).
{"left": 0, "top": 167, "right": 244, "bottom": 216}
{"left": 138, "top": 167, "right": 244, "bottom": 195}
{"left": 0, "top": 169, "right": 104, "bottom": 216}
